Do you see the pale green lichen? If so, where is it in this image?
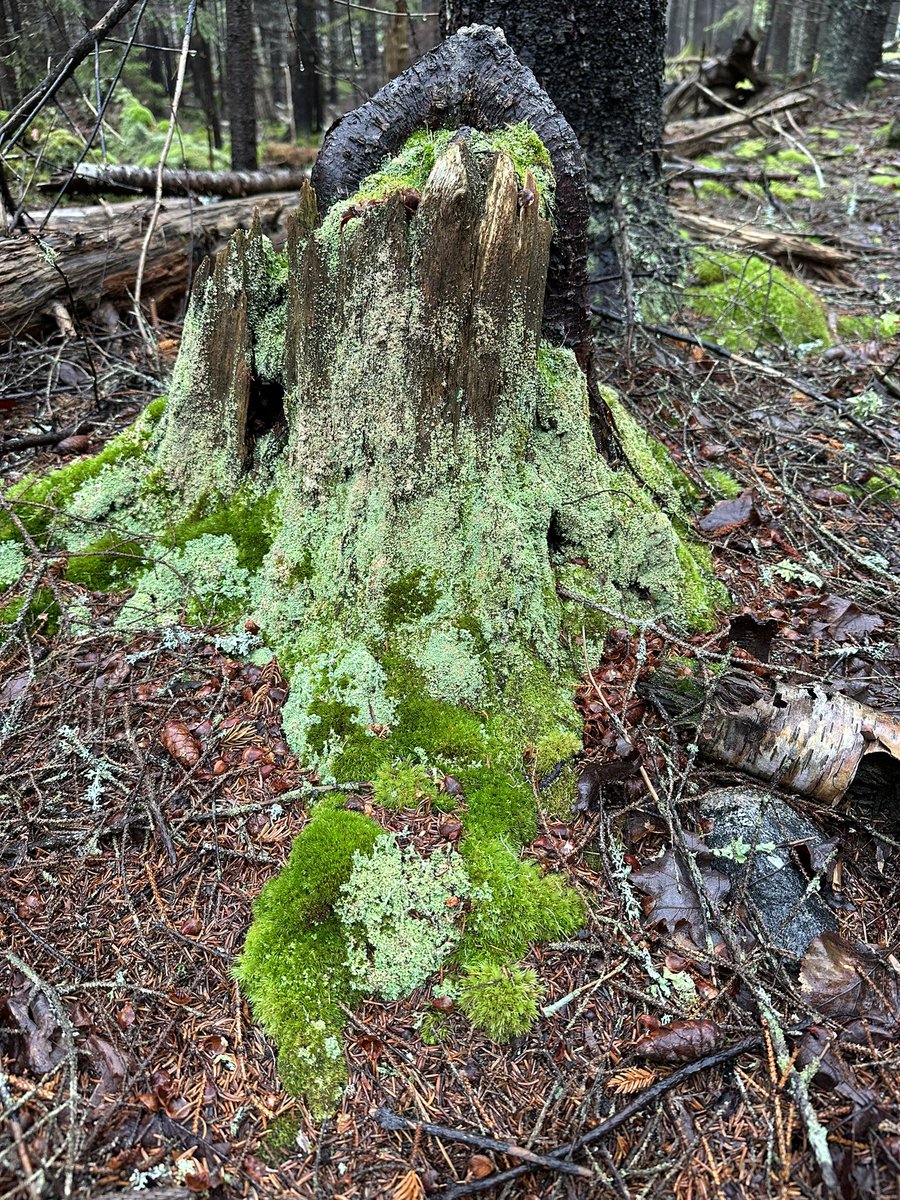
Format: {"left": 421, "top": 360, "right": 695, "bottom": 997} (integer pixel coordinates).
{"left": 0, "top": 541, "right": 26, "bottom": 588}
{"left": 117, "top": 533, "right": 251, "bottom": 629}
{"left": 336, "top": 833, "right": 479, "bottom": 999}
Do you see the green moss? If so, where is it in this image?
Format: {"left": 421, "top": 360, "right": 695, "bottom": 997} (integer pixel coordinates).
{"left": 260, "top": 1114, "right": 303, "bottom": 1164}
{"left": 232, "top": 800, "right": 381, "bottom": 1115}
{"left": 460, "top": 838, "right": 583, "bottom": 962}
{"left": 169, "top": 488, "right": 277, "bottom": 571}
{"left": 3, "top": 398, "right": 166, "bottom": 543}
{"left": 372, "top": 759, "right": 438, "bottom": 810}
{"left": 458, "top": 959, "right": 544, "bottom": 1041}
{"left": 0, "top": 587, "right": 60, "bottom": 636}
{"left": 65, "top": 532, "right": 147, "bottom": 589}
{"left": 702, "top": 467, "right": 742, "bottom": 498}
{"left": 687, "top": 251, "right": 831, "bottom": 352}
{"left": 837, "top": 312, "right": 900, "bottom": 341}
{"left": 869, "top": 174, "right": 900, "bottom": 189}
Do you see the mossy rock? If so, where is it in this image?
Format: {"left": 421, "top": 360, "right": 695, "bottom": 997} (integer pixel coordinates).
{"left": 687, "top": 251, "right": 831, "bottom": 352}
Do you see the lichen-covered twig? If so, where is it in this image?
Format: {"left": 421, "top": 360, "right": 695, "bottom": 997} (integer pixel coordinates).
{"left": 374, "top": 1107, "right": 594, "bottom": 1179}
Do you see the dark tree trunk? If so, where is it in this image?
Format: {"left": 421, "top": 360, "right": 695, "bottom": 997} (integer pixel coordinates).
{"left": 767, "top": 0, "right": 793, "bottom": 74}
{"left": 191, "top": 26, "right": 223, "bottom": 150}
{"left": 226, "top": 0, "right": 258, "bottom": 170}
{"left": 442, "top": 1, "right": 678, "bottom": 307}
{"left": 359, "top": 13, "right": 382, "bottom": 96}
{"left": 0, "top": 0, "right": 18, "bottom": 108}
{"left": 327, "top": 0, "right": 339, "bottom": 106}
{"left": 820, "top": 0, "right": 893, "bottom": 98}
{"left": 291, "top": 0, "right": 323, "bottom": 134}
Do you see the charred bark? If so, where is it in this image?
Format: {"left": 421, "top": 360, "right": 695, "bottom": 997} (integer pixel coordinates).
{"left": 225, "top": 0, "right": 258, "bottom": 170}
{"left": 441, "top": 1, "right": 678, "bottom": 310}
{"left": 41, "top": 163, "right": 309, "bottom": 199}
{"left": 311, "top": 25, "right": 590, "bottom": 369}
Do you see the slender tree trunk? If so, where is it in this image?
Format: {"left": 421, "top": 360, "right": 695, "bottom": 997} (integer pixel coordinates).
{"left": 820, "top": 0, "right": 893, "bottom": 98}
{"left": 226, "top": 0, "right": 258, "bottom": 169}
{"left": 191, "top": 26, "right": 223, "bottom": 149}
{"left": 291, "top": 0, "right": 323, "bottom": 134}
{"left": 384, "top": 0, "right": 409, "bottom": 79}
{"left": 442, "top": 1, "right": 679, "bottom": 307}
{"left": 767, "top": 0, "right": 793, "bottom": 74}
{"left": 0, "top": 0, "right": 18, "bottom": 108}
{"left": 327, "top": 0, "right": 339, "bottom": 106}
{"left": 359, "top": 13, "right": 381, "bottom": 96}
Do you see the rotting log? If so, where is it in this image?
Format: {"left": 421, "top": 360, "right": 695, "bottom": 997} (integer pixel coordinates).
{"left": 675, "top": 208, "right": 854, "bottom": 278}
{"left": 0, "top": 192, "right": 295, "bottom": 334}
{"left": 38, "top": 162, "right": 311, "bottom": 199}
{"left": 664, "top": 89, "right": 812, "bottom": 158}
{"left": 644, "top": 661, "right": 900, "bottom": 804}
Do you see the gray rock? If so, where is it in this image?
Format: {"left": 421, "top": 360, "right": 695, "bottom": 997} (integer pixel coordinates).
{"left": 699, "top": 785, "right": 837, "bottom": 959}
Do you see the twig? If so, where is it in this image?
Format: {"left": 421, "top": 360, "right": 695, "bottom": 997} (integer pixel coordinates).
{"left": 375, "top": 1108, "right": 594, "bottom": 1179}
{"left": 0, "top": 1065, "right": 41, "bottom": 1200}
{"left": 133, "top": 0, "right": 198, "bottom": 318}
{"left": 435, "top": 1036, "right": 763, "bottom": 1198}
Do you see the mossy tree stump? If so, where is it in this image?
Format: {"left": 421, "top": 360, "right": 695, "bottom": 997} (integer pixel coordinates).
{"left": 0, "top": 29, "right": 722, "bottom": 1115}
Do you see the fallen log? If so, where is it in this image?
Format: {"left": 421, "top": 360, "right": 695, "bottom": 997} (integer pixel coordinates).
{"left": 643, "top": 661, "right": 900, "bottom": 804}
{"left": 0, "top": 192, "right": 296, "bottom": 334}
{"left": 38, "top": 162, "right": 311, "bottom": 199}
{"left": 676, "top": 208, "right": 854, "bottom": 274}
{"left": 664, "top": 89, "right": 812, "bottom": 157}
{"left": 665, "top": 30, "right": 765, "bottom": 121}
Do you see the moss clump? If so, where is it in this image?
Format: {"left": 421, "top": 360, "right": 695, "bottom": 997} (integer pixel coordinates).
{"left": 458, "top": 960, "right": 544, "bottom": 1041}
{"left": 837, "top": 312, "right": 900, "bottom": 342}
{"left": 372, "top": 759, "right": 438, "bottom": 810}
{"left": 65, "top": 532, "right": 147, "bottom": 590}
{"left": 687, "top": 251, "right": 831, "bottom": 352}
{"left": 232, "top": 799, "right": 380, "bottom": 1114}
{"left": 702, "top": 467, "right": 742, "bottom": 498}
{"left": 460, "top": 838, "right": 584, "bottom": 962}
{"left": 336, "top": 833, "right": 478, "bottom": 999}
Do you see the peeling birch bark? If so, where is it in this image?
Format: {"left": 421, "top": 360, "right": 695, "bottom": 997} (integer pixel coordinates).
{"left": 646, "top": 663, "right": 900, "bottom": 803}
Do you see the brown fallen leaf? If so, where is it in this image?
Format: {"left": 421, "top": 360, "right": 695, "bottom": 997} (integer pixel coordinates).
{"left": 629, "top": 847, "right": 730, "bottom": 945}
{"left": 805, "top": 594, "right": 884, "bottom": 642}
{"left": 698, "top": 488, "right": 760, "bottom": 535}
{"left": 466, "top": 1154, "right": 495, "bottom": 1181}
{"left": 161, "top": 719, "right": 200, "bottom": 768}
{"left": 799, "top": 933, "right": 900, "bottom": 1043}
{"left": 633, "top": 1018, "right": 723, "bottom": 1063}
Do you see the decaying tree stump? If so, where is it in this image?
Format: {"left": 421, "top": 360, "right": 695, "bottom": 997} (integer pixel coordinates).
{"left": 2, "top": 28, "right": 721, "bottom": 1115}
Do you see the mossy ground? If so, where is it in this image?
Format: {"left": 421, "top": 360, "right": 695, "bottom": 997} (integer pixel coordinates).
{"left": 687, "top": 250, "right": 831, "bottom": 352}
{"left": 1, "top": 126, "right": 727, "bottom": 1118}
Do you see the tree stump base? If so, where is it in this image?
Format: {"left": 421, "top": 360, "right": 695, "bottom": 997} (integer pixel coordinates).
{"left": 1, "top": 121, "right": 722, "bottom": 1114}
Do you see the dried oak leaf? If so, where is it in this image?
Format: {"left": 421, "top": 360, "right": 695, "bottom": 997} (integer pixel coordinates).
{"left": 799, "top": 933, "right": 900, "bottom": 1043}
{"left": 2, "top": 983, "right": 66, "bottom": 1074}
{"left": 806, "top": 595, "right": 884, "bottom": 642}
{"left": 698, "top": 489, "right": 760, "bottom": 535}
{"left": 629, "top": 848, "right": 730, "bottom": 945}
{"left": 634, "top": 1018, "right": 722, "bottom": 1063}
{"left": 161, "top": 719, "right": 200, "bottom": 768}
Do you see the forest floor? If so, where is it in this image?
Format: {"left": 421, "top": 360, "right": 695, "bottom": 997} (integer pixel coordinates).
{"left": 1, "top": 87, "right": 900, "bottom": 1200}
